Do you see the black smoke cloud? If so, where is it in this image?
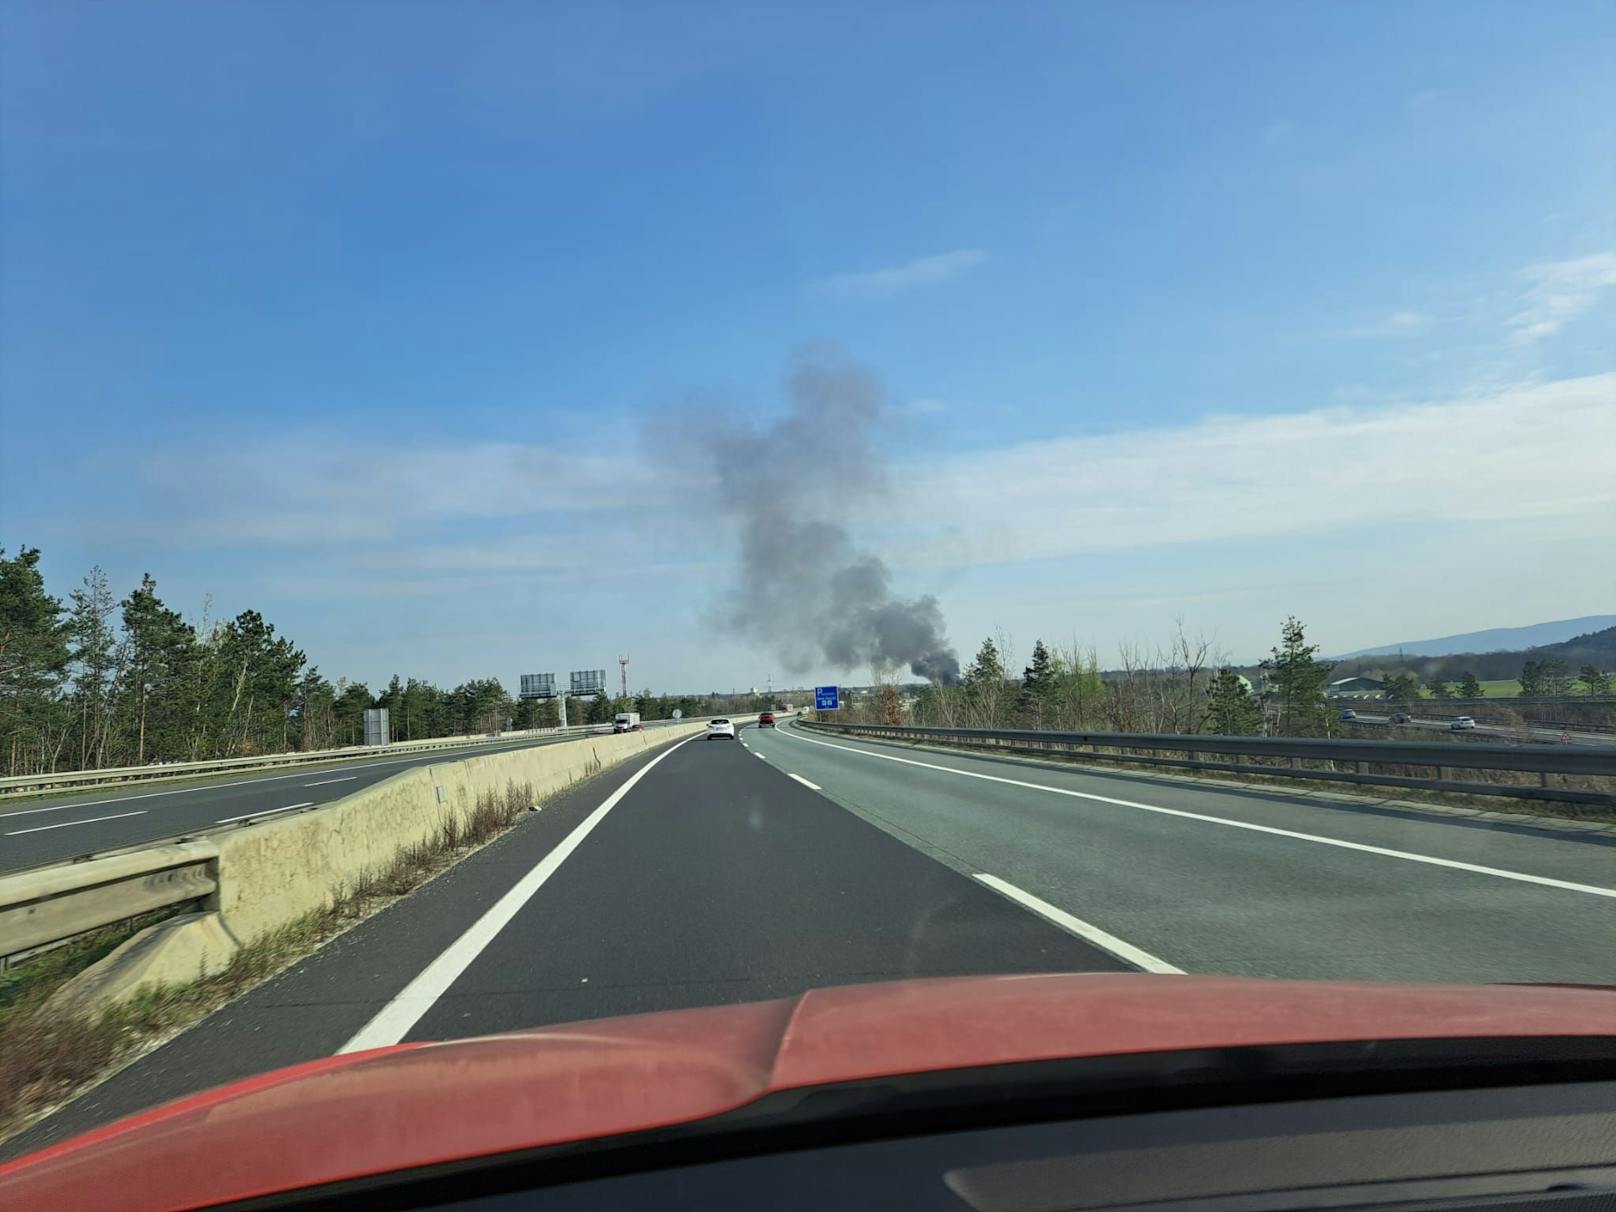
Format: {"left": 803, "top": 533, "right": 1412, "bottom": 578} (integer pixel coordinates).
{"left": 661, "top": 353, "right": 959, "bottom": 685}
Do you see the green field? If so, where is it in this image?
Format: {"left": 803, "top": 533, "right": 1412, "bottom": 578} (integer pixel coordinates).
{"left": 1416, "top": 679, "right": 1521, "bottom": 698}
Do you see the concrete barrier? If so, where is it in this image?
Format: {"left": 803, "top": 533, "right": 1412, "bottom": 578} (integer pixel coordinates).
{"left": 48, "top": 724, "right": 708, "bottom": 1006}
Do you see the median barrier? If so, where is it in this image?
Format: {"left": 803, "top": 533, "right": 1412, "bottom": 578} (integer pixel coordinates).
{"left": 19, "top": 723, "right": 712, "bottom": 1006}
{"left": 213, "top": 722, "right": 704, "bottom": 942}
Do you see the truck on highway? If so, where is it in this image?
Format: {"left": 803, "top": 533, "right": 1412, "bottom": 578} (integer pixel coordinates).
{"left": 613, "top": 711, "right": 641, "bottom": 734}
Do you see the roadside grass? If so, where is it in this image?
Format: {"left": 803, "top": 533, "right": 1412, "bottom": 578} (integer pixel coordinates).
{"left": 0, "top": 780, "right": 536, "bottom": 1146}
{"left": 1416, "top": 680, "right": 1521, "bottom": 698}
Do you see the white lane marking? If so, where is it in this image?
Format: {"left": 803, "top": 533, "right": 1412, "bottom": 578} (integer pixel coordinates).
{"left": 6, "top": 810, "right": 147, "bottom": 836}
{"left": 338, "top": 736, "right": 697, "bottom": 1054}
{"left": 756, "top": 753, "right": 767, "bottom": 761}
{"left": 777, "top": 727, "right": 1616, "bottom": 901}
{"left": 305, "top": 776, "right": 358, "bottom": 787}
{"left": 787, "top": 773, "right": 821, "bottom": 791}
{"left": 0, "top": 739, "right": 552, "bottom": 818}
{"left": 975, "top": 873, "right": 1184, "bottom": 974}
{"left": 215, "top": 802, "right": 313, "bottom": 824}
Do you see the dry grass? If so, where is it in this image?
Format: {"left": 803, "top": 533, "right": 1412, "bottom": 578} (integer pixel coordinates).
{"left": 0, "top": 780, "right": 536, "bottom": 1145}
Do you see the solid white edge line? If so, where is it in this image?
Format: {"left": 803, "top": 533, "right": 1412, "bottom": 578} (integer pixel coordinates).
{"left": 6, "top": 810, "right": 147, "bottom": 836}
{"left": 338, "top": 735, "right": 698, "bottom": 1054}
{"left": 304, "top": 776, "right": 359, "bottom": 787}
{"left": 776, "top": 725, "right": 1616, "bottom": 901}
{"left": 215, "top": 802, "right": 314, "bottom": 824}
{"left": 974, "top": 873, "right": 1184, "bottom": 974}
{"left": 786, "top": 772, "right": 822, "bottom": 791}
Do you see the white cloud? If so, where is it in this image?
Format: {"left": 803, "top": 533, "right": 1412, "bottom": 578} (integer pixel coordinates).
{"left": 113, "top": 439, "right": 677, "bottom": 547}
{"left": 813, "top": 249, "right": 988, "bottom": 300}
{"left": 894, "top": 373, "right": 1616, "bottom": 570}
{"left": 1508, "top": 252, "right": 1616, "bottom": 342}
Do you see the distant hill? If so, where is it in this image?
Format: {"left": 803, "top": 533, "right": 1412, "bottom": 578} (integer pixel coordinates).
{"left": 1540, "top": 625, "right": 1616, "bottom": 658}
{"left": 1336, "top": 615, "right": 1616, "bottom": 659}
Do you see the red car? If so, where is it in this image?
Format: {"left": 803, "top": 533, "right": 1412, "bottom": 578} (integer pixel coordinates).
{"left": 4, "top": 974, "right": 1613, "bottom": 1211}
{"left": 758, "top": 711, "right": 776, "bottom": 727}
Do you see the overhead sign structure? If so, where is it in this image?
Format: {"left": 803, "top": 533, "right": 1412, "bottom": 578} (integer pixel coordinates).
{"left": 569, "top": 669, "right": 607, "bottom": 697}
{"left": 519, "top": 673, "right": 556, "bottom": 700}
{"left": 814, "top": 685, "right": 840, "bottom": 711}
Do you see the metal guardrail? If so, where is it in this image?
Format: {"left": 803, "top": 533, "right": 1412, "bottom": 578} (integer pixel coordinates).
{"left": 0, "top": 842, "right": 219, "bottom": 969}
{"left": 799, "top": 721, "right": 1616, "bottom": 808}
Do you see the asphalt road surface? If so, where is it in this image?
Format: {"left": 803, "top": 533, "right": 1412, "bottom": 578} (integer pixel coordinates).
{"left": 7, "top": 719, "right": 1613, "bottom": 1159}
{"left": 0, "top": 730, "right": 620, "bottom": 873}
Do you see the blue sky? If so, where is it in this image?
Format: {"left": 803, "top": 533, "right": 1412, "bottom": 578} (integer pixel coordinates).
{"left": 2, "top": 1, "right": 1613, "bottom": 692}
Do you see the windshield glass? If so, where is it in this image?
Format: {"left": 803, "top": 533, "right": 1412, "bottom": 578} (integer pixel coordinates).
{"left": 0, "top": 0, "right": 1612, "bottom": 1177}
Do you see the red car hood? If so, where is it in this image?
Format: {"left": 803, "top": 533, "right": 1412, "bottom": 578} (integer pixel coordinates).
{"left": 4, "top": 973, "right": 1615, "bottom": 1211}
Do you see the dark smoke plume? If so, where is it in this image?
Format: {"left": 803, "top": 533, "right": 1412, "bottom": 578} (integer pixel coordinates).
{"left": 673, "top": 354, "right": 959, "bottom": 684}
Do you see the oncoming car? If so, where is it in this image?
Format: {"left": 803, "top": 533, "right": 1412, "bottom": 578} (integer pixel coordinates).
{"left": 1450, "top": 715, "right": 1477, "bottom": 731}
{"left": 706, "top": 718, "right": 737, "bottom": 740}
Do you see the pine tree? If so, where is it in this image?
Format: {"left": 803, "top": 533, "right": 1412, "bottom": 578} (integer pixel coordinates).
{"left": 1457, "top": 672, "right": 1483, "bottom": 698}
{"left": 1579, "top": 665, "right": 1611, "bottom": 696}
{"left": 1519, "top": 659, "right": 1544, "bottom": 696}
{"left": 1017, "top": 639, "right": 1055, "bottom": 725}
{"left": 293, "top": 667, "right": 336, "bottom": 751}
{"left": 1539, "top": 658, "right": 1571, "bottom": 695}
{"left": 118, "top": 574, "right": 195, "bottom": 764}
{"left": 0, "top": 547, "right": 71, "bottom": 774}
{"left": 1259, "top": 617, "right": 1332, "bottom": 736}
{"left": 67, "top": 566, "right": 118, "bottom": 768}
{"left": 964, "top": 636, "right": 1007, "bottom": 725}
{"left": 1381, "top": 672, "right": 1420, "bottom": 704}
{"left": 1206, "top": 668, "right": 1262, "bottom": 735}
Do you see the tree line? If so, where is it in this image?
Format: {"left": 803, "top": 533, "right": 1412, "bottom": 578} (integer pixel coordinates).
{"left": 849, "top": 617, "right": 1336, "bottom": 738}
{"left": 836, "top": 615, "right": 1613, "bottom": 741}
{"left": 1370, "top": 659, "right": 1607, "bottom": 701}
{"left": 0, "top": 548, "right": 762, "bottom": 777}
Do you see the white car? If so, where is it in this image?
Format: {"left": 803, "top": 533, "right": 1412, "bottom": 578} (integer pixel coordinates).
{"left": 1449, "top": 716, "right": 1477, "bottom": 731}
{"left": 706, "top": 718, "right": 737, "bottom": 741}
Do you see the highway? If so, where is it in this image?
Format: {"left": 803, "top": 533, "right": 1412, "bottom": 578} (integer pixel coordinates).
{"left": 1345, "top": 711, "right": 1614, "bottom": 746}
{"left": 6, "top": 718, "right": 1614, "bottom": 1158}
{"left": 0, "top": 731, "right": 619, "bottom": 873}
